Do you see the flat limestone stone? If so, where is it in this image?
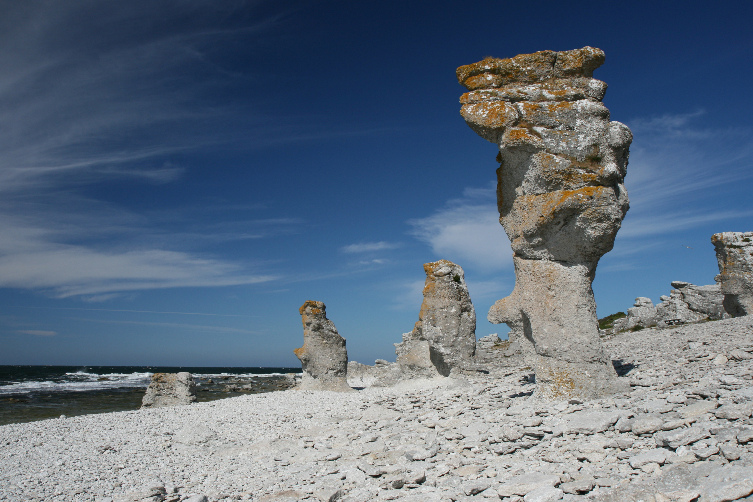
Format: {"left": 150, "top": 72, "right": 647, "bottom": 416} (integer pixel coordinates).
{"left": 655, "top": 427, "right": 709, "bottom": 449}
{"left": 564, "top": 411, "right": 620, "bottom": 434}
{"left": 497, "top": 472, "right": 561, "bottom": 497}
{"left": 699, "top": 465, "right": 753, "bottom": 501}
{"left": 678, "top": 400, "right": 718, "bottom": 419}
{"left": 629, "top": 448, "right": 668, "bottom": 468}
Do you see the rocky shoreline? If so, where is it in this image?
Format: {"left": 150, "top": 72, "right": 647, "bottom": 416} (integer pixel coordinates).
{"left": 2, "top": 316, "right": 753, "bottom": 502}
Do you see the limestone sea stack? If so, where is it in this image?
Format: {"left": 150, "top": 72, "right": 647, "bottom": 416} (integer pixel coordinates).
{"left": 396, "top": 260, "right": 476, "bottom": 377}
{"left": 294, "top": 300, "right": 352, "bottom": 392}
{"left": 141, "top": 372, "right": 197, "bottom": 408}
{"left": 457, "top": 47, "right": 632, "bottom": 399}
{"left": 712, "top": 231, "right": 753, "bottom": 317}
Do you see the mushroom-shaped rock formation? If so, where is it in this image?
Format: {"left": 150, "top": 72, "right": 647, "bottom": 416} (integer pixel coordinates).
{"left": 457, "top": 47, "right": 631, "bottom": 399}
{"left": 294, "top": 300, "right": 352, "bottom": 392}
{"left": 141, "top": 372, "right": 197, "bottom": 408}
{"left": 712, "top": 232, "right": 753, "bottom": 317}
{"left": 396, "top": 260, "right": 476, "bottom": 377}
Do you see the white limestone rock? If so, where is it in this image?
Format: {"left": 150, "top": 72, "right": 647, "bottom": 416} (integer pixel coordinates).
{"left": 713, "top": 231, "right": 753, "bottom": 316}
{"left": 397, "top": 260, "right": 476, "bottom": 376}
{"left": 141, "top": 372, "right": 196, "bottom": 408}
{"left": 294, "top": 300, "right": 352, "bottom": 392}
{"left": 459, "top": 47, "right": 630, "bottom": 399}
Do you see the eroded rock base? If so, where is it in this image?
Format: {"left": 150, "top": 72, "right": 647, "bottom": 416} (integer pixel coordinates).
{"left": 489, "top": 257, "right": 623, "bottom": 398}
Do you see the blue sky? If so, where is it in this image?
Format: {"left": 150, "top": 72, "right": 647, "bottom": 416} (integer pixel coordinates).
{"left": 1, "top": 1, "right": 751, "bottom": 367}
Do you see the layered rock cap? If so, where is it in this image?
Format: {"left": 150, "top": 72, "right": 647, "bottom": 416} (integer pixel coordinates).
{"left": 141, "top": 372, "right": 197, "bottom": 408}
{"left": 712, "top": 231, "right": 753, "bottom": 317}
{"left": 396, "top": 260, "right": 477, "bottom": 377}
{"left": 458, "top": 47, "right": 631, "bottom": 399}
{"left": 295, "top": 300, "right": 351, "bottom": 392}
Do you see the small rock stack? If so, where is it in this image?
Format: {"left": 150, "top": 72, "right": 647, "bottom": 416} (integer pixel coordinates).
{"left": 294, "top": 300, "right": 351, "bottom": 392}
{"left": 712, "top": 231, "right": 753, "bottom": 317}
{"left": 141, "top": 372, "right": 197, "bottom": 408}
{"left": 396, "top": 260, "right": 476, "bottom": 377}
{"left": 457, "top": 47, "right": 632, "bottom": 399}
{"left": 610, "top": 282, "right": 728, "bottom": 333}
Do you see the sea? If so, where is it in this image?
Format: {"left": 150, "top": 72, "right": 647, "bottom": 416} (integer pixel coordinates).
{"left": 0, "top": 365, "right": 301, "bottom": 426}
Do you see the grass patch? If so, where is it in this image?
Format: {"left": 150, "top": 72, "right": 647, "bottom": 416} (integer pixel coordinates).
{"left": 598, "top": 311, "right": 626, "bottom": 330}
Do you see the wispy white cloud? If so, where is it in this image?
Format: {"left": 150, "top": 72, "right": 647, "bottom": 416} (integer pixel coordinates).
{"left": 619, "top": 209, "right": 753, "bottom": 239}
{"left": 408, "top": 185, "right": 513, "bottom": 272}
{"left": 12, "top": 306, "right": 260, "bottom": 317}
{"left": 465, "top": 278, "right": 512, "bottom": 302}
{"left": 620, "top": 110, "right": 753, "bottom": 240}
{"left": 341, "top": 241, "right": 401, "bottom": 254}
{"left": 0, "top": 244, "right": 275, "bottom": 298}
{"left": 75, "top": 318, "right": 262, "bottom": 336}
{"left": 0, "top": 3, "right": 292, "bottom": 299}
{"left": 0, "top": 201, "right": 280, "bottom": 297}
{"left": 389, "top": 279, "right": 426, "bottom": 312}
{"left": 628, "top": 110, "right": 708, "bottom": 139}
{"left": 17, "top": 330, "right": 57, "bottom": 337}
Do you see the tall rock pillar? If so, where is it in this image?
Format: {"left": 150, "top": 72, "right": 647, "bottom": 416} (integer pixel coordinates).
{"left": 396, "top": 260, "right": 476, "bottom": 376}
{"left": 712, "top": 232, "right": 753, "bottom": 317}
{"left": 457, "top": 47, "right": 632, "bottom": 399}
{"left": 295, "top": 300, "right": 352, "bottom": 392}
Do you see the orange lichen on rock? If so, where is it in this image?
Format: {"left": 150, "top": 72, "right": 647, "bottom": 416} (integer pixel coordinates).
{"left": 398, "top": 260, "right": 476, "bottom": 377}
{"left": 456, "top": 47, "right": 605, "bottom": 90}
{"left": 295, "top": 300, "right": 351, "bottom": 392}
{"left": 712, "top": 232, "right": 753, "bottom": 317}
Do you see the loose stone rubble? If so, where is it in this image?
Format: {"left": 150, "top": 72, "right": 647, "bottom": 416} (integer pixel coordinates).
{"left": 141, "top": 372, "right": 197, "bottom": 408}
{"left": 609, "top": 282, "right": 728, "bottom": 333}
{"left": 458, "top": 47, "right": 632, "bottom": 399}
{"left": 3, "top": 316, "right": 753, "bottom": 502}
{"left": 396, "top": 260, "right": 477, "bottom": 377}
{"left": 713, "top": 231, "right": 753, "bottom": 317}
{"left": 294, "top": 300, "right": 351, "bottom": 392}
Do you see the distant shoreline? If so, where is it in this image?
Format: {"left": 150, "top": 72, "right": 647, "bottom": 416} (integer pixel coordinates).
{"left": 0, "top": 366, "right": 301, "bottom": 426}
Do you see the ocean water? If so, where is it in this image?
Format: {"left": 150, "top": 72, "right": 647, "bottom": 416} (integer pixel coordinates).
{"left": 0, "top": 365, "right": 301, "bottom": 426}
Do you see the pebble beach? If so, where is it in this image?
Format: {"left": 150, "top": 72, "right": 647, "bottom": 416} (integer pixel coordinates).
{"left": 2, "top": 317, "right": 753, "bottom": 502}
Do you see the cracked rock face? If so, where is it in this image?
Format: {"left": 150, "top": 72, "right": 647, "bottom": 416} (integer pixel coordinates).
{"left": 141, "top": 372, "right": 197, "bottom": 408}
{"left": 712, "top": 232, "right": 753, "bottom": 317}
{"left": 396, "top": 260, "right": 476, "bottom": 377}
{"left": 458, "top": 47, "right": 631, "bottom": 399}
{"left": 295, "top": 300, "right": 351, "bottom": 391}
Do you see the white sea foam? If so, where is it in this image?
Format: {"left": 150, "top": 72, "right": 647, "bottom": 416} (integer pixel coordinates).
{"left": 0, "top": 372, "right": 153, "bottom": 395}
{"left": 0, "top": 370, "right": 293, "bottom": 396}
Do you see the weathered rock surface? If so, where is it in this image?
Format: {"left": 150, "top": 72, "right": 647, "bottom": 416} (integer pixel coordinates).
{"left": 613, "top": 297, "right": 659, "bottom": 332}
{"left": 458, "top": 47, "right": 631, "bottom": 399}
{"left": 294, "top": 300, "right": 351, "bottom": 392}
{"left": 473, "top": 333, "right": 532, "bottom": 371}
{"left": 347, "top": 261, "right": 481, "bottom": 387}
{"left": 5, "top": 316, "right": 753, "bottom": 502}
{"left": 611, "top": 282, "right": 727, "bottom": 333}
{"left": 396, "top": 260, "right": 477, "bottom": 377}
{"left": 713, "top": 231, "right": 753, "bottom": 317}
{"left": 141, "top": 372, "right": 197, "bottom": 408}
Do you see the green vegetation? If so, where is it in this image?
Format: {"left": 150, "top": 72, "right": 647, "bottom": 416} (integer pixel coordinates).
{"left": 629, "top": 325, "right": 644, "bottom": 332}
{"left": 453, "top": 274, "right": 461, "bottom": 284}
{"left": 598, "top": 311, "right": 626, "bottom": 330}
